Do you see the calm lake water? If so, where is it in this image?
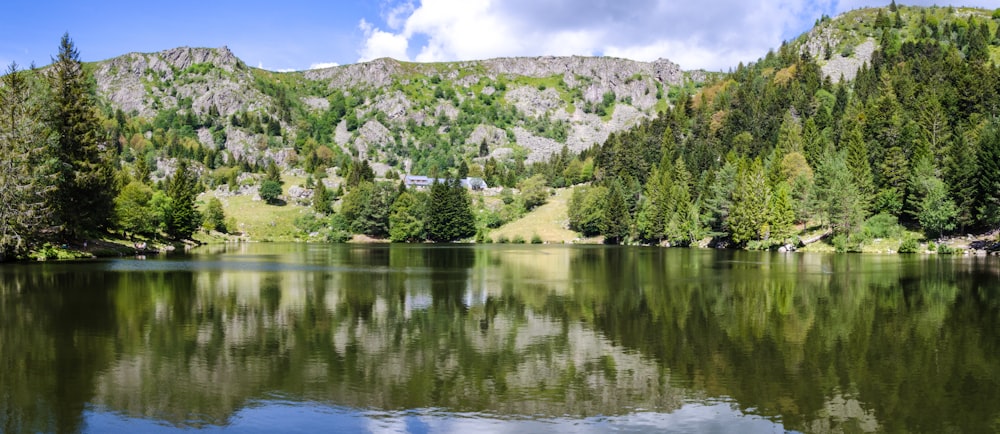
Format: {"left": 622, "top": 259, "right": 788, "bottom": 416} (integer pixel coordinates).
{"left": 1, "top": 244, "right": 999, "bottom": 433}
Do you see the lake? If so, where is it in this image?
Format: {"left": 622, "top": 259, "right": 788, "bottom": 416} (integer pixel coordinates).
{"left": 1, "top": 244, "right": 998, "bottom": 433}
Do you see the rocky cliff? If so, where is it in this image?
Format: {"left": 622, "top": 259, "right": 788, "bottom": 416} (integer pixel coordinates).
{"left": 92, "top": 48, "right": 692, "bottom": 169}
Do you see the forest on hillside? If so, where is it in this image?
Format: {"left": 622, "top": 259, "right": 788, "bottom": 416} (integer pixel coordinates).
{"left": 2, "top": 5, "right": 1000, "bottom": 260}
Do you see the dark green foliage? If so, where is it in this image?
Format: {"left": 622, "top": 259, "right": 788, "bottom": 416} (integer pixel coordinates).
{"left": 897, "top": 235, "right": 920, "bottom": 253}
{"left": 166, "top": 160, "right": 201, "bottom": 240}
{"left": 568, "top": 185, "right": 607, "bottom": 237}
{"left": 312, "top": 181, "right": 332, "bottom": 215}
{"left": 340, "top": 181, "right": 395, "bottom": 238}
{"left": 203, "top": 197, "right": 227, "bottom": 233}
{"left": 259, "top": 180, "right": 283, "bottom": 204}
{"left": 389, "top": 191, "right": 426, "bottom": 242}
{"left": 426, "top": 178, "right": 476, "bottom": 242}
{"left": 601, "top": 178, "right": 631, "bottom": 244}
{"left": 265, "top": 161, "right": 282, "bottom": 184}
{"left": 49, "top": 33, "right": 117, "bottom": 237}
{"left": 115, "top": 181, "right": 157, "bottom": 237}
{"left": 345, "top": 159, "right": 374, "bottom": 188}
{"left": 976, "top": 118, "right": 1000, "bottom": 228}
{"left": 729, "top": 158, "right": 770, "bottom": 244}
{"left": 0, "top": 62, "right": 54, "bottom": 259}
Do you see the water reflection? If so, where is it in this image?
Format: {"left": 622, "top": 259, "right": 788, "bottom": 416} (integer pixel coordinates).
{"left": 1, "top": 245, "right": 999, "bottom": 433}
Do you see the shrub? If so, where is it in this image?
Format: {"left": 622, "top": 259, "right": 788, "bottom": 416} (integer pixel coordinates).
{"left": 530, "top": 234, "right": 543, "bottom": 244}
{"left": 898, "top": 236, "right": 919, "bottom": 253}
{"left": 937, "top": 244, "right": 960, "bottom": 255}
{"left": 512, "top": 235, "right": 526, "bottom": 244}
{"left": 863, "top": 213, "right": 902, "bottom": 239}
{"left": 496, "top": 234, "right": 510, "bottom": 244}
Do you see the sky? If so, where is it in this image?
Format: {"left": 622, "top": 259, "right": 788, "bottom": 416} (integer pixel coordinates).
{"left": 1, "top": 0, "right": 997, "bottom": 72}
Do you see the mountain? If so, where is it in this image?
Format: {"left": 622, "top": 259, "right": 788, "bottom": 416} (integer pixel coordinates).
{"left": 90, "top": 46, "right": 706, "bottom": 175}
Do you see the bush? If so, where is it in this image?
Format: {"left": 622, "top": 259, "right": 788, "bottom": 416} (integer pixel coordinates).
{"left": 512, "top": 235, "right": 526, "bottom": 244}
{"left": 530, "top": 234, "right": 543, "bottom": 244}
{"left": 937, "top": 244, "right": 960, "bottom": 255}
{"left": 496, "top": 234, "right": 510, "bottom": 244}
{"left": 898, "top": 236, "right": 919, "bottom": 253}
{"left": 260, "top": 180, "right": 282, "bottom": 204}
{"left": 863, "top": 213, "right": 902, "bottom": 239}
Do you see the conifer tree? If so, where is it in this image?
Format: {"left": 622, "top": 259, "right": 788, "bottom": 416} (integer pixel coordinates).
{"left": 729, "top": 158, "right": 770, "bottom": 244}
{"left": 0, "top": 62, "right": 55, "bottom": 258}
{"left": 426, "top": 178, "right": 475, "bottom": 242}
{"left": 843, "top": 123, "right": 875, "bottom": 201}
{"left": 48, "top": 33, "right": 116, "bottom": 237}
{"left": 601, "top": 178, "right": 631, "bottom": 245}
{"left": 977, "top": 118, "right": 1000, "bottom": 228}
{"left": 166, "top": 160, "right": 200, "bottom": 240}
{"left": 313, "top": 180, "right": 332, "bottom": 214}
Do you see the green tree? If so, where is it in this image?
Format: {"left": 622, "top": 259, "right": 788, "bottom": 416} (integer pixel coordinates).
{"left": 0, "top": 62, "right": 54, "bottom": 259}
{"left": 816, "top": 150, "right": 866, "bottom": 234}
{"left": 342, "top": 181, "right": 395, "bottom": 238}
{"left": 915, "top": 176, "right": 957, "bottom": 239}
{"left": 944, "top": 132, "right": 978, "bottom": 231}
{"left": 843, "top": 123, "right": 875, "bottom": 200}
{"left": 114, "top": 181, "right": 156, "bottom": 238}
{"left": 202, "top": 197, "right": 228, "bottom": 233}
{"left": 636, "top": 163, "right": 671, "bottom": 242}
{"left": 389, "top": 191, "right": 426, "bottom": 242}
{"left": 165, "top": 160, "right": 200, "bottom": 240}
{"left": 312, "top": 180, "right": 332, "bottom": 214}
{"left": 259, "top": 180, "right": 283, "bottom": 204}
{"left": 568, "top": 185, "right": 607, "bottom": 237}
{"left": 345, "top": 159, "right": 374, "bottom": 188}
{"left": 977, "top": 118, "right": 1000, "bottom": 228}
{"left": 426, "top": 178, "right": 476, "bottom": 242}
{"left": 706, "top": 154, "right": 739, "bottom": 234}
{"left": 728, "top": 158, "right": 770, "bottom": 244}
{"left": 769, "top": 182, "right": 797, "bottom": 244}
{"left": 665, "top": 157, "right": 693, "bottom": 244}
{"left": 601, "top": 178, "right": 631, "bottom": 244}
{"left": 265, "top": 160, "right": 282, "bottom": 184}
{"left": 518, "top": 174, "right": 551, "bottom": 210}
{"left": 49, "top": 33, "right": 116, "bottom": 237}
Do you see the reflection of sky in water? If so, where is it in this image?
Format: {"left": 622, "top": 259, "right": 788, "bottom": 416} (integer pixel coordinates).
{"left": 84, "top": 400, "right": 793, "bottom": 433}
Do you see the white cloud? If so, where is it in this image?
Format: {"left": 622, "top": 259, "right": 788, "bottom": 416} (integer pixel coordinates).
{"left": 358, "top": 18, "right": 412, "bottom": 62}
{"left": 355, "top": 0, "right": 1000, "bottom": 70}
{"left": 309, "top": 62, "right": 340, "bottom": 70}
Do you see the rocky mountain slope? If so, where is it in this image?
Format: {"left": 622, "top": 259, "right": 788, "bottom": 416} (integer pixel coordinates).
{"left": 91, "top": 47, "right": 699, "bottom": 173}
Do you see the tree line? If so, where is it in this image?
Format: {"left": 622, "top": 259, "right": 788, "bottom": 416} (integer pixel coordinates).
{"left": 568, "top": 6, "right": 1000, "bottom": 249}
{"left": 0, "top": 34, "right": 202, "bottom": 260}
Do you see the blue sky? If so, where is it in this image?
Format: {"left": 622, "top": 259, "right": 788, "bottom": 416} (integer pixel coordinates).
{"left": 2, "top": 1, "right": 996, "bottom": 72}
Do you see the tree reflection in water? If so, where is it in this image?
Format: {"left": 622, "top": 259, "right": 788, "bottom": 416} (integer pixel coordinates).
{"left": 1, "top": 245, "right": 999, "bottom": 433}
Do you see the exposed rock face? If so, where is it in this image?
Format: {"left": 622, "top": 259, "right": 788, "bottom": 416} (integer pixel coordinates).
{"left": 821, "top": 39, "right": 876, "bottom": 83}
{"left": 94, "top": 46, "right": 267, "bottom": 118}
{"left": 93, "top": 47, "right": 695, "bottom": 169}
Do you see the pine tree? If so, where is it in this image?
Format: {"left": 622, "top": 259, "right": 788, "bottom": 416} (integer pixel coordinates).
{"left": 0, "top": 62, "right": 55, "bottom": 259}
{"left": 944, "top": 131, "right": 978, "bottom": 231}
{"left": 843, "top": 123, "right": 875, "bottom": 201}
{"left": 769, "top": 182, "right": 797, "bottom": 244}
{"left": 977, "top": 118, "right": 1000, "bottom": 228}
{"left": 313, "top": 180, "right": 332, "bottom": 214}
{"left": 48, "top": 33, "right": 116, "bottom": 237}
{"left": 815, "top": 150, "right": 866, "bottom": 234}
{"left": 729, "top": 158, "right": 770, "bottom": 244}
{"left": 665, "top": 156, "right": 693, "bottom": 244}
{"left": 601, "top": 178, "right": 631, "bottom": 245}
{"left": 426, "top": 178, "right": 475, "bottom": 242}
{"left": 166, "top": 160, "right": 200, "bottom": 240}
